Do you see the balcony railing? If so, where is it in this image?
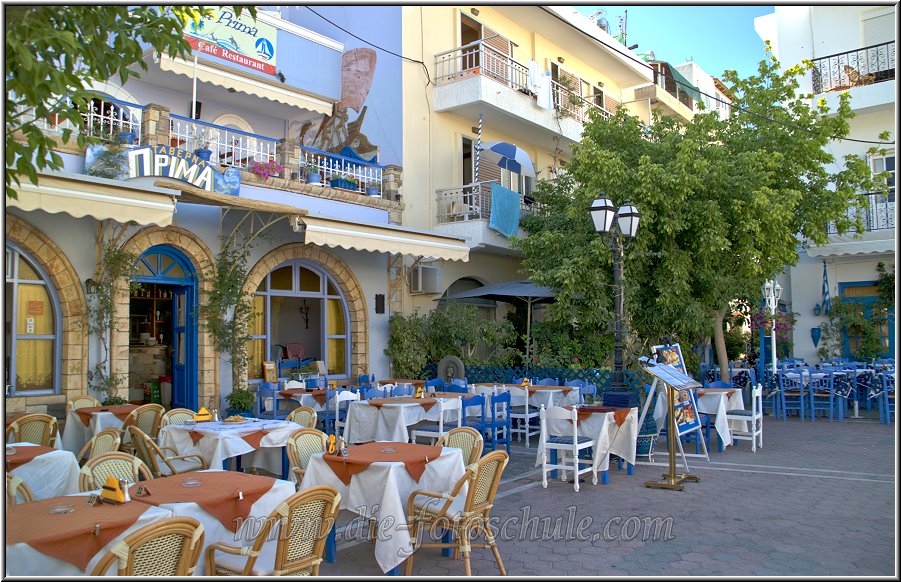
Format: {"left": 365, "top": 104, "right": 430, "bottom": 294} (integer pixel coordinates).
{"left": 299, "top": 145, "right": 383, "bottom": 195}
{"left": 827, "top": 192, "right": 895, "bottom": 233}
{"left": 169, "top": 114, "right": 279, "bottom": 171}
{"left": 435, "top": 40, "right": 612, "bottom": 123}
{"left": 27, "top": 96, "right": 144, "bottom": 143}
{"left": 811, "top": 42, "right": 895, "bottom": 94}
{"left": 436, "top": 180, "right": 536, "bottom": 223}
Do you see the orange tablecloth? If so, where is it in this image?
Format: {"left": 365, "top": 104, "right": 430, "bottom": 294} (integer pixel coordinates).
{"left": 75, "top": 404, "right": 139, "bottom": 427}
{"left": 366, "top": 397, "right": 437, "bottom": 412}
{"left": 322, "top": 442, "right": 442, "bottom": 485}
{"left": 5, "top": 444, "right": 56, "bottom": 469}
{"left": 129, "top": 471, "right": 274, "bottom": 532}
{"left": 6, "top": 496, "right": 151, "bottom": 571}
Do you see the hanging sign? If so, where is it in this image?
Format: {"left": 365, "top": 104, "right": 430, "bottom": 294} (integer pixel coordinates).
{"left": 127, "top": 146, "right": 216, "bottom": 191}
{"left": 184, "top": 8, "right": 278, "bottom": 76}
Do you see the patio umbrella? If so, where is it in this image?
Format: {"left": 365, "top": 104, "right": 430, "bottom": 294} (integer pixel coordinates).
{"left": 439, "top": 279, "right": 555, "bottom": 367}
{"left": 478, "top": 141, "right": 536, "bottom": 177}
{"left": 822, "top": 260, "right": 832, "bottom": 315}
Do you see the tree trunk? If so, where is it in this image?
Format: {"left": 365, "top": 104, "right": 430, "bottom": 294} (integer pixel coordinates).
{"left": 712, "top": 308, "right": 730, "bottom": 382}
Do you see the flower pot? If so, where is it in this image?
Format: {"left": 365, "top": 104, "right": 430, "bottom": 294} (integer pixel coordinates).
{"left": 366, "top": 186, "right": 381, "bottom": 197}
{"left": 117, "top": 131, "right": 136, "bottom": 145}
{"left": 329, "top": 178, "right": 358, "bottom": 190}
{"left": 306, "top": 172, "right": 322, "bottom": 185}
{"left": 194, "top": 148, "right": 212, "bottom": 162}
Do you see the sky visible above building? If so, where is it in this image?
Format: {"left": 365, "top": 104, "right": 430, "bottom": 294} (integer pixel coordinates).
{"left": 575, "top": 5, "right": 775, "bottom": 81}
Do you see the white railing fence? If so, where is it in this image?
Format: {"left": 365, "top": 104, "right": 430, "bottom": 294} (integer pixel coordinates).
{"left": 169, "top": 115, "right": 279, "bottom": 171}
{"left": 27, "top": 96, "right": 143, "bottom": 143}
{"left": 299, "top": 146, "right": 383, "bottom": 195}
{"left": 436, "top": 180, "right": 537, "bottom": 223}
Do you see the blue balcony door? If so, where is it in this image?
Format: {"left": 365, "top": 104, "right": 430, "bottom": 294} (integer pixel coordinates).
{"left": 133, "top": 245, "right": 197, "bottom": 411}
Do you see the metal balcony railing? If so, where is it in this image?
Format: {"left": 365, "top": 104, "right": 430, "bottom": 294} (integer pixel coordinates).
{"left": 299, "top": 145, "right": 383, "bottom": 195}
{"left": 827, "top": 192, "right": 895, "bottom": 233}
{"left": 169, "top": 115, "right": 279, "bottom": 171}
{"left": 27, "top": 96, "right": 144, "bottom": 143}
{"left": 435, "top": 40, "right": 613, "bottom": 123}
{"left": 436, "top": 180, "right": 537, "bottom": 223}
{"left": 811, "top": 42, "right": 895, "bottom": 94}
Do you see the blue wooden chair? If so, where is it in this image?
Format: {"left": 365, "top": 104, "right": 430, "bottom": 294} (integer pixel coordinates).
{"left": 358, "top": 374, "right": 375, "bottom": 390}
{"left": 578, "top": 383, "right": 597, "bottom": 405}
{"left": 323, "top": 388, "right": 357, "bottom": 434}
{"left": 391, "top": 384, "right": 414, "bottom": 397}
{"left": 461, "top": 393, "right": 487, "bottom": 433}
{"left": 537, "top": 377, "right": 558, "bottom": 386}
{"left": 808, "top": 371, "right": 836, "bottom": 421}
{"left": 425, "top": 378, "right": 445, "bottom": 392}
{"left": 879, "top": 373, "right": 895, "bottom": 424}
{"left": 448, "top": 378, "right": 468, "bottom": 390}
{"left": 779, "top": 370, "right": 807, "bottom": 421}
{"left": 255, "top": 382, "right": 290, "bottom": 420}
{"left": 484, "top": 390, "right": 511, "bottom": 454}
{"left": 363, "top": 387, "right": 388, "bottom": 400}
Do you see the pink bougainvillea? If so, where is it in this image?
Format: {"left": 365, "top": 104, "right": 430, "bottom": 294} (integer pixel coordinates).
{"left": 248, "top": 160, "right": 284, "bottom": 179}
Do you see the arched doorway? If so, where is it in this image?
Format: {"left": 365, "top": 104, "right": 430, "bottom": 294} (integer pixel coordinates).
{"left": 131, "top": 245, "right": 197, "bottom": 410}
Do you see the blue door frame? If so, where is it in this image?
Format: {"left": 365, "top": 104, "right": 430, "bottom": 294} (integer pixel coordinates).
{"left": 133, "top": 246, "right": 198, "bottom": 411}
{"left": 838, "top": 281, "right": 895, "bottom": 359}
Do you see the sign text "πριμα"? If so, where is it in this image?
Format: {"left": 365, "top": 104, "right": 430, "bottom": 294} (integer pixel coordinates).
{"left": 127, "top": 145, "right": 214, "bottom": 191}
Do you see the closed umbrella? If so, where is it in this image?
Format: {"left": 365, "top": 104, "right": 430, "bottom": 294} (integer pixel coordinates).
{"left": 478, "top": 141, "right": 536, "bottom": 177}
{"left": 822, "top": 260, "right": 832, "bottom": 314}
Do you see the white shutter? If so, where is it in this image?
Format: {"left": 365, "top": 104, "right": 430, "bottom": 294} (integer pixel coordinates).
{"left": 862, "top": 13, "right": 893, "bottom": 46}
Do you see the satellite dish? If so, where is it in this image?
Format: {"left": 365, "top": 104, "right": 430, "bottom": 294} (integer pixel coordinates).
{"left": 596, "top": 17, "right": 610, "bottom": 33}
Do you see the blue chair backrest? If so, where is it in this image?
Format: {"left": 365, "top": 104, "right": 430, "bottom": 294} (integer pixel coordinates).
{"left": 537, "top": 377, "right": 558, "bottom": 386}
{"left": 425, "top": 377, "right": 445, "bottom": 391}
{"left": 364, "top": 387, "right": 387, "bottom": 400}
{"left": 449, "top": 378, "right": 468, "bottom": 389}
{"left": 444, "top": 384, "right": 469, "bottom": 394}
{"left": 564, "top": 379, "right": 584, "bottom": 388}
{"left": 884, "top": 373, "right": 895, "bottom": 390}
{"left": 704, "top": 380, "right": 731, "bottom": 389}
{"left": 490, "top": 390, "right": 511, "bottom": 421}
{"left": 579, "top": 383, "right": 597, "bottom": 404}
{"left": 391, "top": 384, "right": 414, "bottom": 397}
{"left": 809, "top": 372, "right": 834, "bottom": 391}
{"left": 358, "top": 374, "right": 375, "bottom": 389}
{"left": 513, "top": 377, "right": 525, "bottom": 385}
{"left": 462, "top": 393, "right": 486, "bottom": 424}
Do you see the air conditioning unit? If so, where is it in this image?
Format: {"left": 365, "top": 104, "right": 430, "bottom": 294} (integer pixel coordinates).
{"left": 409, "top": 265, "right": 442, "bottom": 294}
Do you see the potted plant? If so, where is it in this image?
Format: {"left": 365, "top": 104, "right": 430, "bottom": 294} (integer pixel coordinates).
{"left": 304, "top": 163, "right": 322, "bottom": 185}
{"left": 248, "top": 159, "right": 284, "bottom": 180}
{"left": 192, "top": 126, "right": 212, "bottom": 161}
{"left": 329, "top": 174, "right": 359, "bottom": 191}
{"left": 117, "top": 130, "right": 136, "bottom": 145}
{"left": 224, "top": 387, "right": 255, "bottom": 417}
{"left": 365, "top": 180, "right": 381, "bottom": 197}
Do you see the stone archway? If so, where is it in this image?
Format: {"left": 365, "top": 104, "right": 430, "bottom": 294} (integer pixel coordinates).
{"left": 5, "top": 214, "right": 88, "bottom": 411}
{"left": 117, "top": 226, "right": 217, "bottom": 407}
{"left": 245, "top": 244, "right": 369, "bottom": 378}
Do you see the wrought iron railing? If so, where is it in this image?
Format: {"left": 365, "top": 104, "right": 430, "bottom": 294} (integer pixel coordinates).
{"left": 28, "top": 95, "right": 144, "bottom": 143}
{"left": 299, "top": 145, "right": 383, "bottom": 195}
{"left": 436, "top": 180, "right": 536, "bottom": 223}
{"left": 811, "top": 42, "right": 895, "bottom": 94}
{"left": 827, "top": 192, "right": 895, "bottom": 233}
{"left": 435, "top": 40, "right": 613, "bottom": 122}
{"left": 169, "top": 114, "right": 279, "bottom": 171}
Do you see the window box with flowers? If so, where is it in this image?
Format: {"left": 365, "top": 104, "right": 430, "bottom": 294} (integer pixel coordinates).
{"left": 248, "top": 160, "right": 285, "bottom": 180}
{"left": 329, "top": 175, "right": 359, "bottom": 191}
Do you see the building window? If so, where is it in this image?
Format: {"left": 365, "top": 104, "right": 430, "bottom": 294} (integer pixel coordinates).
{"left": 871, "top": 153, "right": 895, "bottom": 199}
{"left": 501, "top": 168, "right": 533, "bottom": 196}
{"left": 5, "top": 243, "right": 61, "bottom": 395}
{"left": 249, "top": 261, "right": 350, "bottom": 381}
{"left": 839, "top": 282, "right": 894, "bottom": 358}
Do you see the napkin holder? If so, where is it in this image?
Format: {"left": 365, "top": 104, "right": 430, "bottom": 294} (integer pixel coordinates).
{"left": 415, "top": 385, "right": 424, "bottom": 398}
{"left": 520, "top": 378, "right": 531, "bottom": 387}
{"left": 327, "top": 434, "right": 337, "bottom": 454}
{"left": 100, "top": 475, "right": 126, "bottom": 504}
{"left": 194, "top": 407, "right": 212, "bottom": 422}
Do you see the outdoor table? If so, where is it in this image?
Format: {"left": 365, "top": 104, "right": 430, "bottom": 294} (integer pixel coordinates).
{"left": 653, "top": 388, "right": 746, "bottom": 449}
{"left": 276, "top": 388, "right": 330, "bottom": 412}
{"left": 342, "top": 395, "right": 463, "bottom": 444}
{"left": 300, "top": 442, "right": 466, "bottom": 574}
{"left": 535, "top": 406, "right": 638, "bottom": 483}
{"left": 380, "top": 378, "right": 425, "bottom": 389}
{"left": 472, "top": 383, "right": 579, "bottom": 409}
{"left": 158, "top": 418, "right": 299, "bottom": 476}
{"left": 4, "top": 493, "right": 174, "bottom": 576}
{"left": 6, "top": 442, "right": 80, "bottom": 500}
{"left": 127, "top": 469, "right": 296, "bottom": 576}
{"left": 60, "top": 404, "right": 139, "bottom": 454}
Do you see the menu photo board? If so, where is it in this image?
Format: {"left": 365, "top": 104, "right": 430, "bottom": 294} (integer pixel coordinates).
{"left": 672, "top": 388, "right": 701, "bottom": 437}
{"left": 262, "top": 361, "right": 277, "bottom": 384}
{"left": 652, "top": 343, "right": 687, "bottom": 376}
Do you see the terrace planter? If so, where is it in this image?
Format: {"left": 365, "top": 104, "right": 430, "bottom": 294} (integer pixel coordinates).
{"left": 194, "top": 148, "right": 212, "bottom": 162}
{"left": 329, "top": 177, "right": 359, "bottom": 190}
{"left": 366, "top": 186, "right": 381, "bottom": 197}
{"left": 306, "top": 172, "right": 322, "bottom": 185}
{"left": 117, "top": 131, "right": 136, "bottom": 145}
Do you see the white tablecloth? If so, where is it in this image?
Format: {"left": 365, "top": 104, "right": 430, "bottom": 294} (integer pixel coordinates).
{"left": 654, "top": 389, "right": 746, "bottom": 448}
{"left": 4, "top": 494, "right": 174, "bottom": 576}
{"left": 343, "top": 399, "right": 461, "bottom": 444}
{"left": 7, "top": 442, "right": 80, "bottom": 500}
{"left": 130, "top": 469, "right": 296, "bottom": 576}
{"left": 472, "top": 384, "right": 579, "bottom": 409}
{"left": 158, "top": 419, "right": 299, "bottom": 474}
{"left": 536, "top": 408, "right": 638, "bottom": 473}
{"left": 60, "top": 410, "right": 125, "bottom": 454}
{"left": 300, "top": 446, "right": 465, "bottom": 573}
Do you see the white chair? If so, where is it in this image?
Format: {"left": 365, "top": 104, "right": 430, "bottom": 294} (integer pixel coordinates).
{"left": 725, "top": 384, "right": 764, "bottom": 452}
{"left": 508, "top": 386, "right": 540, "bottom": 447}
{"left": 410, "top": 396, "right": 463, "bottom": 444}
{"left": 539, "top": 405, "right": 596, "bottom": 492}
{"left": 334, "top": 390, "right": 360, "bottom": 436}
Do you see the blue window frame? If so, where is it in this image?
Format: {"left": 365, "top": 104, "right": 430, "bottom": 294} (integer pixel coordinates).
{"left": 838, "top": 281, "right": 894, "bottom": 359}
{"left": 5, "top": 242, "right": 62, "bottom": 396}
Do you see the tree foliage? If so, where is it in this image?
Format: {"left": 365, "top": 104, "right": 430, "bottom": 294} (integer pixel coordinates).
{"left": 515, "top": 45, "right": 888, "bottom": 376}
{"left": 5, "top": 6, "right": 254, "bottom": 199}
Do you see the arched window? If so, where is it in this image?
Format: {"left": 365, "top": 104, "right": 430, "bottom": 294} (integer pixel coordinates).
{"left": 248, "top": 261, "right": 350, "bottom": 382}
{"left": 5, "top": 243, "right": 62, "bottom": 395}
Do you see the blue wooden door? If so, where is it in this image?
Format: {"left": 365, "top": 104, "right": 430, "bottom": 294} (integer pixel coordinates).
{"left": 170, "top": 285, "right": 197, "bottom": 410}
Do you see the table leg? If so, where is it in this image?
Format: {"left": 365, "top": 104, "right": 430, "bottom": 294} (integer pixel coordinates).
{"left": 387, "top": 565, "right": 400, "bottom": 575}
{"left": 627, "top": 463, "right": 634, "bottom": 476}
{"left": 550, "top": 449, "right": 558, "bottom": 479}
{"left": 325, "top": 523, "right": 337, "bottom": 563}
{"left": 281, "top": 448, "right": 289, "bottom": 480}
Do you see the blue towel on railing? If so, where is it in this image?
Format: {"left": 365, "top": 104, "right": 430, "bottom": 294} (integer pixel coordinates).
{"left": 488, "top": 183, "right": 521, "bottom": 238}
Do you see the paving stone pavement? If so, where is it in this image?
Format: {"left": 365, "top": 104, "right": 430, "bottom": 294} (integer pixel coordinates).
{"left": 317, "top": 414, "right": 896, "bottom": 576}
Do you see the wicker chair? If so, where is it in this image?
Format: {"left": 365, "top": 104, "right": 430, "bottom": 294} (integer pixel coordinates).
{"left": 404, "top": 450, "right": 509, "bottom": 576}
{"left": 78, "top": 452, "right": 153, "bottom": 492}
{"left": 285, "top": 428, "right": 328, "bottom": 486}
{"left": 436, "top": 426, "right": 484, "bottom": 465}
{"left": 6, "top": 473, "right": 35, "bottom": 505}
{"left": 161, "top": 408, "right": 197, "bottom": 427}
{"left": 119, "top": 403, "right": 165, "bottom": 452}
{"left": 75, "top": 428, "right": 122, "bottom": 465}
{"left": 128, "top": 426, "right": 206, "bottom": 478}
{"left": 205, "top": 485, "right": 341, "bottom": 576}
{"left": 5, "top": 413, "right": 59, "bottom": 448}
{"left": 286, "top": 406, "right": 318, "bottom": 429}
{"left": 90, "top": 517, "right": 205, "bottom": 576}
{"left": 66, "top": 395, "right": 102, "bottom": 414}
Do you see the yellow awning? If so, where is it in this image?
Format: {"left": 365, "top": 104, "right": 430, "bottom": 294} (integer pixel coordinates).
{"left": 158, "top": 55, "right": 334, "bottom": 115}
{"left": 298, "top": 216, "right": 470, "bottom": 262}
{"left": 8, "top": 173, "right": 177, "bottom": 226}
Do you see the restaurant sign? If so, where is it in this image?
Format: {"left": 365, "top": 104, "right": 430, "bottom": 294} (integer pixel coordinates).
{"left": 184, "top": 8, "right": 278, "bottom": 76}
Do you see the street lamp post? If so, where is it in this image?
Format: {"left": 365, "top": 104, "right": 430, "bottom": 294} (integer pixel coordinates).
{"left": 589, "top": 195, "right": 641, "bottom": 392}
{"left": 762, "top": 279, "right": 783, "bottom": 378}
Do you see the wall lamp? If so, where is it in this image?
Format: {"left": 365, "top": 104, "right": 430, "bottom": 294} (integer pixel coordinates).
{"left": 557, "top": 56, "right": 565, "bottom": 64}
{"left": 276, "top": 70, "right": 286, "bottom": 83}
{"left": 470, "top": 8, "right": 479, "bottom": 16}
{"left": 813, "top": 303, "right": 822, "bottom": 316}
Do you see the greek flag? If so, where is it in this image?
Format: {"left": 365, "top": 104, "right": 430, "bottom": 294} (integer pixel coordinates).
{"left": 822, "top": 260, "right": 832, "bottom": 314}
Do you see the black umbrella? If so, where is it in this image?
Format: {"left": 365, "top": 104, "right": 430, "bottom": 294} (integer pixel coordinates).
{"left": 440, "top": 280, "right": 556, "bottom": 366}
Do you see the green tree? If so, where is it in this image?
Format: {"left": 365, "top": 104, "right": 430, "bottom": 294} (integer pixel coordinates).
{"left": 5, "top": 6, "right": 254, "bottom": 199}
{"left": 516, "top": 44, "right": 889, "bottom": 380}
